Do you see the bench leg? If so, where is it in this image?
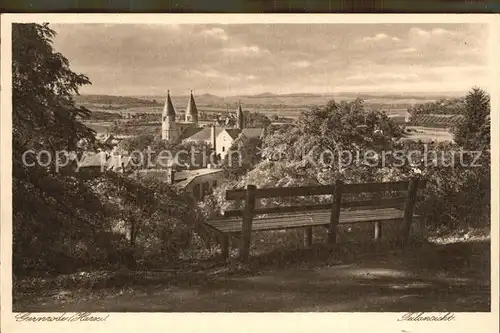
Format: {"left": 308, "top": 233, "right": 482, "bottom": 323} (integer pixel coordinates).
{"left": 221, "top": 234, "right": 229, "bottom": 261}
{"left": 304, "top": 227, "right": 313, "bottom": 247}
{"left": 374, "top": 222, "right": 382, "bottom": 240}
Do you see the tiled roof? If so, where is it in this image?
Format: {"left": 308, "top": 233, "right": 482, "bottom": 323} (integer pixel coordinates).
{"left": 241, "top": 128, "right": 264, "bottom": 139}
{"left": 106, "top": 155, "right": 132, "bottom": 170}
{"left": 179, "top": 127, "right": 204, "bottom": 141}
{"left": 224, "top": 128, "right": 242, "bottom": 140}
{"left": 173, "top": 168, "right": 224, "bottom": 189}
{"left": 78, "top": 152, "right": 107, "bottom": 168}
{"left": 183, "top": 126, "right": 223, "bottom": 142}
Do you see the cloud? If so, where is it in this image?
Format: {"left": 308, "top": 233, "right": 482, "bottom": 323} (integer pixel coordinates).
{"left": 201, "top": 27, "right": 229, "bottom": 41}
{"left": 187, "top": 69, "right": 223, "bottom": 78}
{"left": 396, "top": 47, "right": 417, "bottom": 54}
{"left": 361, "top": 33, "right": 400, "bottom": 43}
{"left": 346, "top": 72, "right": 420, "bottom": 81}
{"left": 51, "top": 23, "right": 488, "bottom": 96}
{"left": 408, "top": 27, "right": 458, "bottom": 45}
{"left": 221, "top": 45, "right": 267, "bottom": 56}
{"left": 291, "top": 60, "right": 312, "bottom": 68}
{"left": 185, "top": 68, "right": 257, "bottom": 82}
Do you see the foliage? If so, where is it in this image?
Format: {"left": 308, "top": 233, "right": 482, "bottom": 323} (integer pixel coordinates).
{"left": 244, "top": 111, "right": 272, "bottom": 128}
{"left": 95, "top": 173, "right": 202, "bottom": 264}
{"left": 453, "top": 87, "right": 490, "bottom": 150}
{"left": 212, "top": 91, "right": 490, "bottom": 233}
{"left": 407, "top": 97, "right": 466, "bottom": 116}
{"left": 12, "top": 23, "right": 203, "bottom": 276}
{"left": 222, "top": 135, "right": 262, "bottom": 180}
{"left": 262, "top": 98, "right": 404, "bottom": 183}
{"left": 12, "top": 23, "right": 100, "bottom": 275}
{"left": 82, "top": 110, "right": 123, "bottom": 121}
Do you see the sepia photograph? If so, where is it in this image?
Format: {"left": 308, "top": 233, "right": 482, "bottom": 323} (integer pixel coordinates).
{"left": 1, "top": 13, "right": 498, "bottom": 333}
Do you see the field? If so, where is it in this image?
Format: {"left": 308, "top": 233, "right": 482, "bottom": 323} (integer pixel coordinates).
{"left": 405, "top": 126, "right": 454, "bottom": 143}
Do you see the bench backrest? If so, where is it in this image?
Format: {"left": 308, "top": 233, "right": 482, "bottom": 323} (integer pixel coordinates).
{"left": 223, "top": 178, "right": 427, "bottom": 218}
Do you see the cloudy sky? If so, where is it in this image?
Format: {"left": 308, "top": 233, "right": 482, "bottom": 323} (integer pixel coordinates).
{"left": 51, "top": 23, "right": 489, "bottom": 96}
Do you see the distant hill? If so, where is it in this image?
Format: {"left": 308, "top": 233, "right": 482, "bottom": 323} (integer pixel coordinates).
{"left": 74, "top": 94, "right": 161, "bottom": 106}
{"left": 75, "top": 91, "right": 464, "bottom": 120}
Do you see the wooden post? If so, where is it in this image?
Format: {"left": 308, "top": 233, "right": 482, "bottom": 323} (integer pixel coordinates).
{"left": 239, "top": 185, "right": 256, "bottom": 262}
{"left": 401, "top": 177, "right": 419, "bottom": 245}
{"left": 304, "top": 227, "right": 313, "bottom": 247}
{"left": 328, "top": 179, "right": 343, "bottom": 245}
{"left": 374, "top": 222, "right": 382, "bottom": 240}
{"left": 221, "top": 234, "right": 229, "bottom": 261}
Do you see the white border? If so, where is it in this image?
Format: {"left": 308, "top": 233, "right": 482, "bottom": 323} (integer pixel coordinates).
{"left": 1, "top": 13, "right": 499, "bottom": 333}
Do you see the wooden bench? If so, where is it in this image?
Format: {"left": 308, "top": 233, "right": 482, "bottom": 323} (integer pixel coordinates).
{"left": 205, "top": 177, "right": 426, "bottom": 262}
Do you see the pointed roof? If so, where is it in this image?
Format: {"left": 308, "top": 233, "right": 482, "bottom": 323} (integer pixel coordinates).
{"left": 237, "top": 101, "right": 244, "bottom": 129}
{"left": 185, "top": 90, "right": 198, "bottom": 119}
{"left": 237, "top": 101, "right": 243, "bottom": 116}
{"left": 163, "top": 90, "right": 176, "bottom": 117}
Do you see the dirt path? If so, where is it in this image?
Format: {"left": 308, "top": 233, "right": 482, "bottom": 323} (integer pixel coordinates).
{"left": 15, "top": 240, "right": 490, "bottom": 312}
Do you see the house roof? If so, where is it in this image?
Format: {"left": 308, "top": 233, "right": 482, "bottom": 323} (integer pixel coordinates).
{"left": 106, "top": 155, "right": 132, "bottom": 170}
{"left": 224, "top": 128, "right": 242, "bottom": 140}
{"left": 183, "top": 126, "right": 224, "bottom": 142}
{"left": 162, "top": 91, "right": 176, "bottom": 117}
{"left": 241, "top": 128, "right": 264, "bottom": 139}
{"left": 173, "top": 168, "right": 224, "bottom": 189}
{"left": 179, "top": 127, "right": 204, "bottom": 141}
{"left": 79, "top": 151, "right": 107, "bottom": 168}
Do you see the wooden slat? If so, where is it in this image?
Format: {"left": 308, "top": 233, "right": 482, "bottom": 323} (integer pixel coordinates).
{"left": 226, "top": 184, "right": 333, "bottom": 200}
{"left": 223, "top": 203, "right": 331, "bottom": 218}
{"left": 206, "top": 208, "right": 409, "bottom": 234}
{"left": 343, "top": 196, "right": 407, "bottom": 209}
{"left": 222, "top": 195, "right": 424, "bottom": 218}
{"left": 225, "top": 179, "right": 427, "bottom": 200}
{"left": 342, "top": 181, "right": 409, "bottom": 193}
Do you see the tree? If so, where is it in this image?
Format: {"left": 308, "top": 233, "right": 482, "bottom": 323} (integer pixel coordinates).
{"left": 95, "top": 173, "right": 202, "bottom": 266}
{"left": 453, "top": 87, "right": 490, "bottom": 150}
{"left": 12, "top": 24, "right": 202, "bottom": 275}
{"left": 262, "top": 99, "right": 404, "bottom": 184}
{"left": 244, "top": 111, "right": 272, "bottom": 128}
{"left": 12, "top": 23, "right": 104, "bottom": 274}
{"left": 222, "top": 135, "right": 262, "bottom": 180}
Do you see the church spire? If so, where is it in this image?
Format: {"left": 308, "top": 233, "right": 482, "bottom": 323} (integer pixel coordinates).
{"left": 162, "top": 90, "right": 178, "bottom": 141}
{"left": 162, "top": 90, "right": 176, "bottom": 117}
{"left": 185, "top": 90, "right": 198, "bottom": 124}
{"left": 237, "top": 100, "right": 244, "bottom": 130}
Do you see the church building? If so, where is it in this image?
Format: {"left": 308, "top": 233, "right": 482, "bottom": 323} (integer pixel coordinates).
{"left": 161, "top": 90, "right": 264, "bottom": 160}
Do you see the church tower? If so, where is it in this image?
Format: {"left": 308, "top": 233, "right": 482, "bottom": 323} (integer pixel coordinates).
{"left": 237, "top": 100, "right": 244, "bottom": 130}
{"left": 185, "top": 90, "right": 199, "bottom": 126}
{"left": 161, "top": 90, "right": 178, "bottom": 141}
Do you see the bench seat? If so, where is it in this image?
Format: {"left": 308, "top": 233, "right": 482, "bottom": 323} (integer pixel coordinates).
{"left": 205, "top": 207, "right": 419, "bottom": 234}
